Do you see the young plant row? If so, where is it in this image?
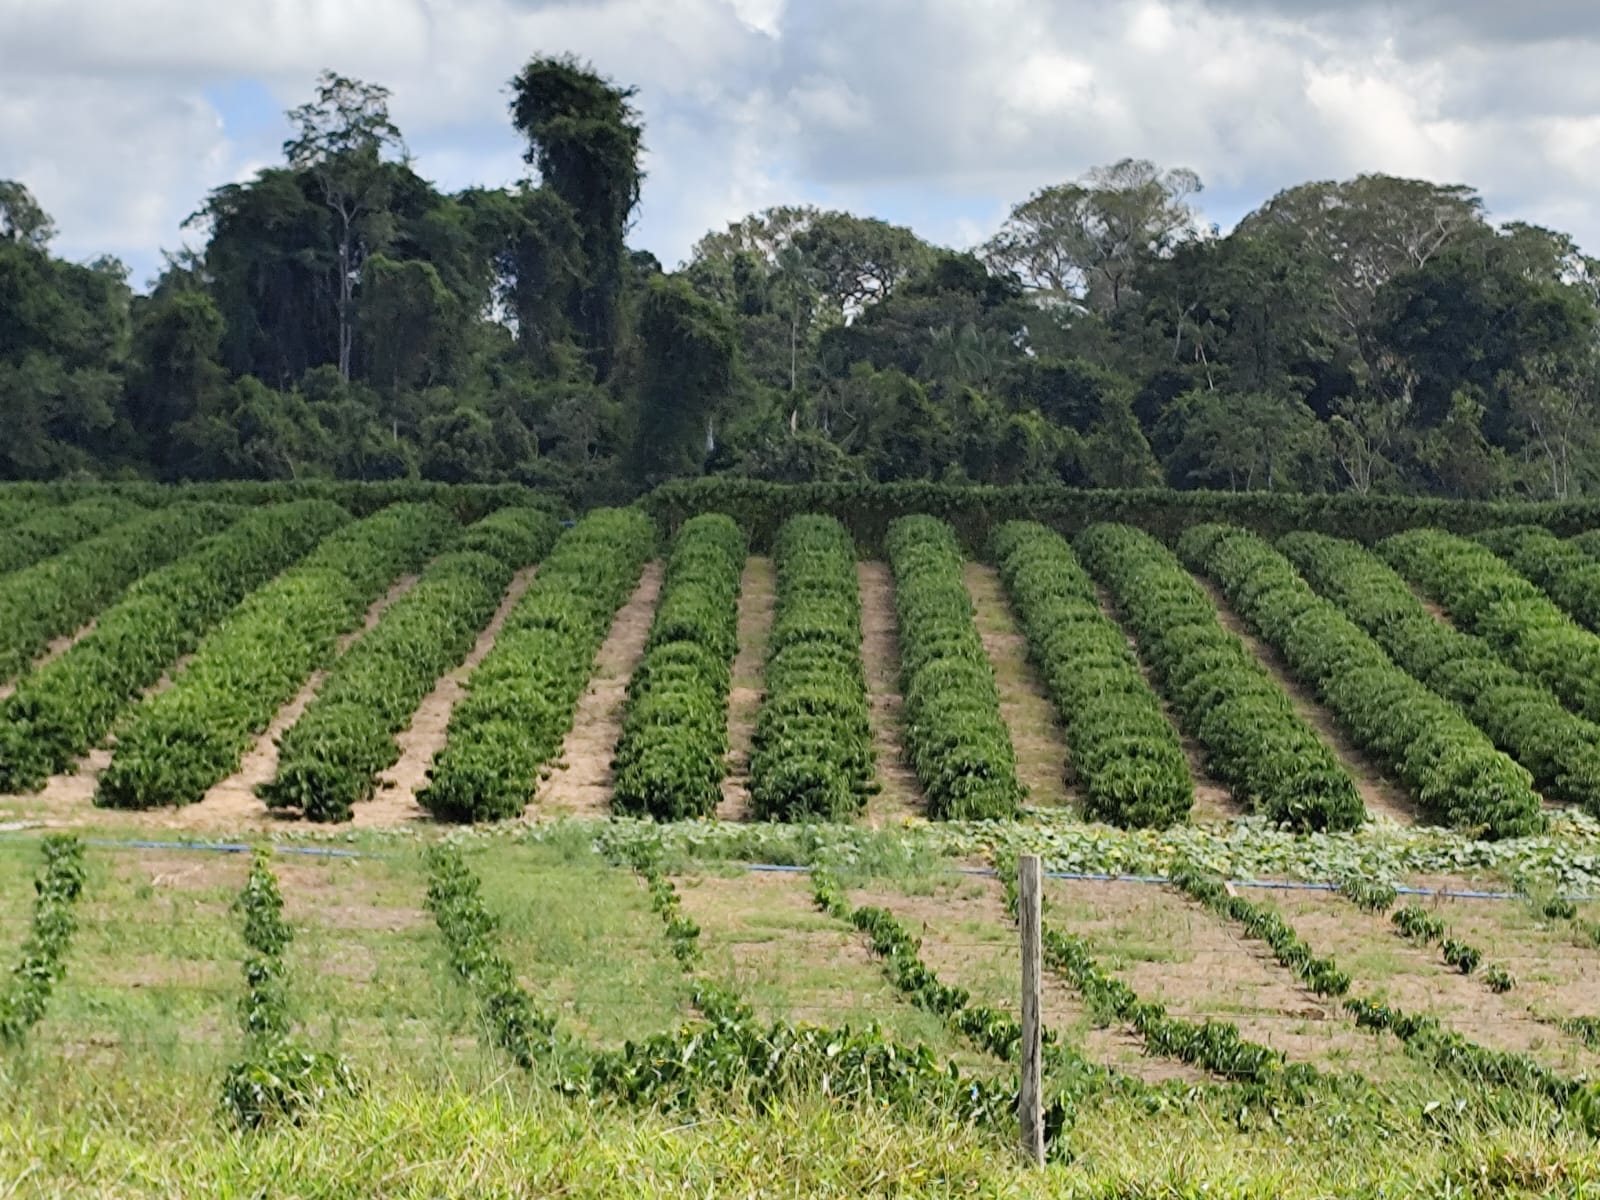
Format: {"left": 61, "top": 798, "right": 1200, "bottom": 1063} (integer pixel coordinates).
{"left": 885, "top": 516, "right": 1021, "bottom": 820}
{"left": 221, "top": 849, "right": 356, "bottom": 1129}
{"left": 992, "top": 860, "right": 1339, "bottom": 1098}
{"left": 988, "top": 521, "right": 1192, "bottom": 828}
{"left": 0, "top": 497, "right": 139, "bottom": 577}
{"left": 617, "top": 844, "right": 750, "bottom": 1022}
{"left": 95, "top": 503, "right": 456, "bottom": 810}
{"left": 0, "top": 835, "right": 86, "bottom": 1047}
{"left": 1172, "top": 862, "right": 1600, "bottom": 1130}
{"left": 611, "top": 514, "right": 747, "bottom": 821}
{"left": 1366, "top": 877, "right": 1533, "bottom": 983}
{"left": 420, "top": 508, "right": 655, "bottom": 822}
{"left": 1075, "top": 523, "right": 1363, "bottom": 832}
{"left": 748, "top": 515, "right": 874, "bottom": 821}
{"left": 260, "top": 509, "right": 561, "bottom": 822}
{"left": 1168, "top": 864, "right": 1351, "bottom": 997}
{"left": 1477, "top": 526, "right": 1600, "bottom": 635}
{"left": 1391, "top": 905, "right": 1513, "bottom": 992}
{"left": 0, "top": 500, "right": 351, "bottom": 792}
{"left": 424, "top": 844, "right": 1019, "bottom": 1136}
{"left": 1180, "top": 525, "right": 1543, "bottom": 839}
{"left": 620, "top": 844, "right": 706, "bottom": 971}
{"left": 1279, "top": 532, "right": 1600, "bottom": 817}
{"left": 423, "top": 844, "right": 560, "bottom": 1068}
{"left": 1380, "top": 529, "right": 1600, "bottom": 727}
{"left": 811, "top": 862, "right": 1100, "bottom": 1110}
{"left": 0, "top": 504, "right": 237, "bottom": 685}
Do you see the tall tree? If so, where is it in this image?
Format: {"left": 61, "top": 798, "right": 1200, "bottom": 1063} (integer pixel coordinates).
{"left": 284, "top": 71, "right": 409, "bottom": 380}
{"left": 984, "top": 159, "right": 1203, "bottom": 314}
{"left": 510, "top": 55, "right": 643, "bottom": 380}
{"left": 631, "top": 274, "right": 737, "bottom": 483}
{"left": 0, "top": 180, "right": 56, "bottom": 250}
{"left": 1235, "top": 174, "right": 1487, "bottom": 347}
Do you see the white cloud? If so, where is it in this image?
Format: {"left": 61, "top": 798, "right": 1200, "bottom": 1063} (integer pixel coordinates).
{"left": 5, "top": 0, "right": 1600, "bottom": 287}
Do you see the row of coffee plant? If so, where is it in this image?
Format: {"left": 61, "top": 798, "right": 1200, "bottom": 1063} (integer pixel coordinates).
{"left": 220, "top": 850, "right": 356, "bottom": 1129}
{"left": 0, "top": 500, "right": 351, "bottom": 792}
{"left": 0, "top": 835, "right": 86, "bottom": 1046}
{"left": 1381, "top": 529, "right": 1600, "bottom": 726}
{"left": 0, "top": 497, "right": 138, "bottom": 576}
{"left": 1180, "top": 525, "right": 1544, "bottom": 839}
{"left": 993, "top": 860, "right": 1329, "bottom": 1096}
{"left": 612, "top": 514, "right": 747, "bottom": 820}
{"left": 1171, "top": 862, "right": 1600, "bottom": 1130}
{"left": 1478, "top": 526, "right": 1600, "bottom": 634}
{"left": 812, "top": 863, "right": 1095, "bottom": 1092}
{"left": 260, "top": 509, "right": 561, "bottom": 822}
{"left": 96, "top": 503, "right": 456, "bottom": 809}
{"left": 886, "top": 516, "right": 1021, "bottom": 820}
{"left": 989, "top": 521, "right": 1191, "bottom": 828}
{"left": 748, "top": 516, "right": 874, "bottom": 821}
{"left": 420, "top": 508, "right": 655, "bottom": 822}
{"left": 1279, "top": 533, "right": 1600, "bottom": 817}
{"left": 0, "top": 503, "right": 236, "bottom": 684}
{"left": 424, "top": 844, "right": 1023, "bottom": 1146}
{"left": 1390, "top": 905, "right": 1513, "bottom": 991}
{"left": 1075, "top": 523, "right": 1364, "bottom": 831}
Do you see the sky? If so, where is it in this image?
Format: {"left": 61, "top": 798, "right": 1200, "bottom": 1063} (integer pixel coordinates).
{"left": 5, "top": 0, "right": 1600, "bottom": 289}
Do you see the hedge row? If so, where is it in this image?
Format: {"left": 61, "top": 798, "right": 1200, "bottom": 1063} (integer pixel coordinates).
{"left": 885, "top": 516, "right": 1021, "bottom": 820}
{"left": 1476, "top": 526, "right": 1600, "bottom": 634}
{"left": 94, "top": 503, "right": 456, "bottom": 810}
{"left": 1380, "top": 529, "right": 1600, "bottom": 726}
{"left": 0, "top": 497, "right": 142, "bottom": 577}
{"left": 260, "top": 509, "right": 561, "bottom": 822}
{"left": 1280, "top": 532, "right": 1600, "bottom": 817}
{"left": 642, "top": 479, "right": 1600, "bottom": 553}
{"left": 0, "top": 503, "right": 236, "bottom": 685}
{"left": 611, "top": 514, "right": 747, "bottom": 820}
{"left": 0, "top": 481, "right": 560, "bottom": 524}
{"left": 0, "top": 500, "right": 352, "bottom": 792}
{"left": 419, "top": 508, "right": 655, "bottom": 822}
{"left": 1075, "top": 523, "right": 1363, "bottom": 832}
{"left": 749, "top": 516, "right": 874, "bottom": 821}
{"left": 989, "top": 521, "right": 1191, "bottom": 828}
{"left": 1180, "top": 525, "right": 1543, "bottom": 839}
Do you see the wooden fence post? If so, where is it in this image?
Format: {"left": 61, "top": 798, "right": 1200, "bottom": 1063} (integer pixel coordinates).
{"left": 1018, "top": 853, "right": 1044, "bottom": 1166}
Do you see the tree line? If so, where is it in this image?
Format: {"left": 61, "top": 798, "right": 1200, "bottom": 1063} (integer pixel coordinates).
{"left": 5, "top": 56, "right": 1600, "bottom": 504}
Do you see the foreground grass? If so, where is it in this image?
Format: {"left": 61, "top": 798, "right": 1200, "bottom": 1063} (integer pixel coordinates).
{"left": 2, "top": 1066, "right": 1599, "bottom": 1199}
{"left": 4, "top": 829, "right": 1600, "bottom": 1196}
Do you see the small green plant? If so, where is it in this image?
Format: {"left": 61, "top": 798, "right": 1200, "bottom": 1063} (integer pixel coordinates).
{"left": 1392, "top": 905, "right": 1447, "bottom": 944}
{"left": 221, "top": 849, "right": 356, "bottom": 1129}
{"left": 0, "top": 835, "right": 87, "bottom": 1046}
{"left": 1338, "top": 876, "right": 1398, "bottom": 914}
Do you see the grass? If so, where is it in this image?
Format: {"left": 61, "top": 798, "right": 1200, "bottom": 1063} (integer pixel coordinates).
{"left": 2, "top": 827, "right": 1600, "bottom": 1197}
{"left": 2, "top": 1058, "right": 1599, "bottom": 1198}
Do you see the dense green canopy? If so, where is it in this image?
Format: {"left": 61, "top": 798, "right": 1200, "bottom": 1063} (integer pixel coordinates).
{"left": 6, "top": 59, "right": 1600, "bottom": 505}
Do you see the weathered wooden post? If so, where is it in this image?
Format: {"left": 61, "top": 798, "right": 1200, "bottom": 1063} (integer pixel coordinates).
{"left": 1018, "top": 853, "right": 1044, "bottom": 1166}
